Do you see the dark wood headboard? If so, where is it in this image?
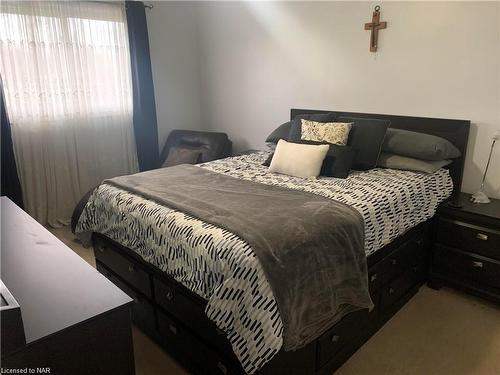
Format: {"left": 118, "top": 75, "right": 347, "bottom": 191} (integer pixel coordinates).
{"left": 291, "top": 109, "right": 471, "bottom": 200}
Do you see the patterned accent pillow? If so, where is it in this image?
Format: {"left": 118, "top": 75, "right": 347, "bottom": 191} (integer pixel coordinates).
{"left": 300, "top": 119, "right": 352, "bottom": 145}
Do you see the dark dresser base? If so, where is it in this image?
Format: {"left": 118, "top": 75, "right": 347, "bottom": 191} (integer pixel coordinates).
{"left": 3, "top": 308, "right": 134, "bottom": 375}
{"left": 0, "top": 197, "right": 135, "bottom": 375}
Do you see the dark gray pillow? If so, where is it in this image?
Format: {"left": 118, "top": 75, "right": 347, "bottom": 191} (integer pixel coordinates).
{"left": 378, "top": 153, "right": 452, "bottom": 173}
{"left": 337, "top": 116, "right": 390, "bottom": 171}
{"left": 262, "top": 153, "right": 274, "bottom": 167}
{"left": 265, "top": 121, "right": 293, "bottom": 143}
{"left": 382, "top": 128, "right": 461, "bottom": 161}
{"left": 288, "top": 112, "right": 337, "bottom": 142}
{"left": 320, "top": 145, "right": 357, "bottom": 178}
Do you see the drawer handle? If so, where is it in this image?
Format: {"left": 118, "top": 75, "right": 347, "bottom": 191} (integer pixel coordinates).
{"left": 217, "top": 361, "right": 228, "bottom": 374}
{"left": 165, "top": 287, "right": 174, "bottom": 301}
{"left": 331, "top": 334, "right": 340, "bottom": 343}
{"left": 169, "top": 324, "right": 177, "bottom": 335}
{"left": 128, "top": 264, "right": 136, "bottom": 273}
{"left": 476, "top": 233, "right": 488, "bottom": 241}
{"left": 370, "top": 273, "right": 377, "bottom": 283}
{"left": 472, "top": 261, "right": 483, "bottom": 268}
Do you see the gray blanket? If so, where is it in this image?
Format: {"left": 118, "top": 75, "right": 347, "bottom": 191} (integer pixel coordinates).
{"left": 105, "top": 164, "right": 373, "bottom": 350}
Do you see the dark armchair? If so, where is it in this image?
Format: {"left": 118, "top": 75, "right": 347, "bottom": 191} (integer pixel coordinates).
{"left": 159, "top": 130, "right": 232, "bottom": 168}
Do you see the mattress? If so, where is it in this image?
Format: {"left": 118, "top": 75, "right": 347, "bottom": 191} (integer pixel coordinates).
{"left": 76, "top": 151, "right": 453, "bottom": 373}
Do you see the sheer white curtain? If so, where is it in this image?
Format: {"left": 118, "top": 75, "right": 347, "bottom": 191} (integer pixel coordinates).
{"left": 0, "top": 1, "right": 138, "bottom": 226}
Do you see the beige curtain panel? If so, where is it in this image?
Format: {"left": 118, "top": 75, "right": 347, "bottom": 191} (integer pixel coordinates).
{"left": 0, "top": 1, "right": 138, "bottom": 226}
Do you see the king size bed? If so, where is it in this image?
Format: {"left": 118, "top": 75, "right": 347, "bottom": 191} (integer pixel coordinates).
{"left": 74, "top": 109, "right": 470, "bottom": 375}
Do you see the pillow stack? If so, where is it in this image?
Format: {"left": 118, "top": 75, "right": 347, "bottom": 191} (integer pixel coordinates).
{"left": 378, "top": 128, "right": 461, "bottom": 173}
{"left": 295, "top": 118, "right": 356, "bottom": 178}
{"left": 264, "top": 113, "right": 462, "bottom": 177}
{"left": 265, "top": 118, "right": 356, "bottom": 179}
{"left": 265, "top": 112, "right": 391, "bottom": 178}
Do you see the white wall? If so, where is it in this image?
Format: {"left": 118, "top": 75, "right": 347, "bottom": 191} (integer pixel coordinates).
{"left": 148, "top": 1, "right": 500, "bottom": 198}
{"left": 147, "top": 2, "right": 202, "bottom": 151}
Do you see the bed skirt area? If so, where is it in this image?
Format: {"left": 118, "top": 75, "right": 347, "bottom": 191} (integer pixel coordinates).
{"left": 91, "top": 219, "right": 431, "bottom": 375}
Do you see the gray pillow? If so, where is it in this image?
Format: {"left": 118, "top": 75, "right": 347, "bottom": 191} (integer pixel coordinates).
{"left": 265, "top": 121, "right": 292, "bottom": 143}
{"left": 377, "top": 153, "right": 451, "bottom": 174}
{"left": 382, "top": 128, "right": 461, "bottom": 161}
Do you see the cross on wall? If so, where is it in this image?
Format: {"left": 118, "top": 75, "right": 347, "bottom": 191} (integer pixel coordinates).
{"left": 364, "top": 5, "right": 387, "bottom": 52}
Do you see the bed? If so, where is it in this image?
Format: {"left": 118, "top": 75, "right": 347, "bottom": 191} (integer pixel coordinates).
{"left": 75, "top": 109, "right": 470, "bottom": 375}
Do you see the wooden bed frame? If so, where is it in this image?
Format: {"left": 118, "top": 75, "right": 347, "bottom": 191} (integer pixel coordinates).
{"left": 91, "top": 109, "right": 470, "bottom": 375}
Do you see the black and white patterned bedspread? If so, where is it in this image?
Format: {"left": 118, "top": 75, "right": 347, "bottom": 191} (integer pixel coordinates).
{"left": 76, "top": 152, "right": 453, "bottom": 374}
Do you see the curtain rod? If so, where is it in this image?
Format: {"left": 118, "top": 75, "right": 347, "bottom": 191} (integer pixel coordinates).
{"left": 88, "top": 1, "right": 154, "bottom": 9}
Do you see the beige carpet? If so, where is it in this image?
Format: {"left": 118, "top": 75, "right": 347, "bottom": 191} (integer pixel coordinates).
{"left": 50, "top": 226, "right": 500, "bottom": 375}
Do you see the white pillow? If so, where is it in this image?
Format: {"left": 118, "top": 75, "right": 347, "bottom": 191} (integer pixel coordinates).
{"left": 268, "top": 139, "right": 329, "bottom": 179}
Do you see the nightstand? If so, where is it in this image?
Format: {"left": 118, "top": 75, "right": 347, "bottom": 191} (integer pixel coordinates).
{"left": 428, "top": 193, "right": 500, "bottom": 304}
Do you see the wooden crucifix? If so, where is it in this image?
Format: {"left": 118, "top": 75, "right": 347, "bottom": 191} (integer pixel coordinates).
{"left": 364, "top": 5, "right": 387, "bottom": 52}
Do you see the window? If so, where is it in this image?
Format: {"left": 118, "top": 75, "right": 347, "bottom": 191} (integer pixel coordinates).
{"left": 0, "top": 1, "right": 132, "bottom": 123}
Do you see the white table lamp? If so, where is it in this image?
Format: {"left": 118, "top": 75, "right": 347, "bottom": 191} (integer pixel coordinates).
{"left": 471, "top": 130, "right": 499, "bottom": 204}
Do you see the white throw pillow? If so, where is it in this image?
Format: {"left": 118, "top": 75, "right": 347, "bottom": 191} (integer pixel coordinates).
{"left": 268, "top": 139, "right": 329, "bottom": 179}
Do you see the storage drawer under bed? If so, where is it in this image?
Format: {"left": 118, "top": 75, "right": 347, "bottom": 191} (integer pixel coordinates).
{"left": 368, "top": 233, "right": 426, "bottom": 294}
{"left": 317, "top": 308, "right": 370, "bottom": 368}
{"left": 94, "top": 238, "right": 153, "bottom": 298}
{"left": 153, "top": 275, "right": 235, "bottom": 357}
{"left": 154, "top": 275, "right": 206, "bottom": 328}
{"left": 96, "top": 262, "right": 156, "bottom": 335}
{"left": 157, "top": 310, "right": 239, "bottom": 375}
{"left": 380, "top": 268, "right": 419, "bottom": 311}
